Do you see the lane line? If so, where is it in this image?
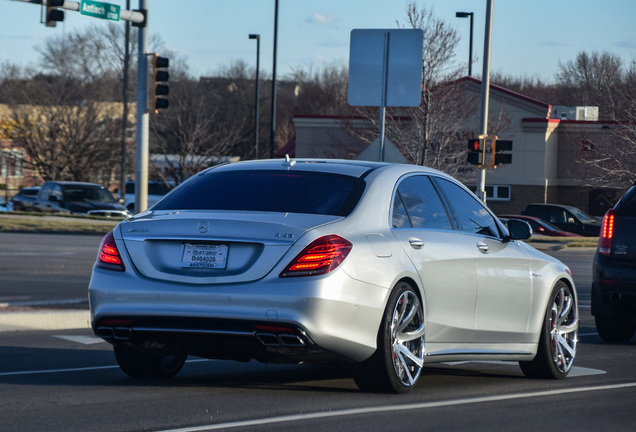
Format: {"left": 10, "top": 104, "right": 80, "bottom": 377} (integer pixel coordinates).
{"left": 157, "top": 382, "right": 636, "bottom": 432}
{"left": 0, "top": 358, "right": 210, "bottom": 377}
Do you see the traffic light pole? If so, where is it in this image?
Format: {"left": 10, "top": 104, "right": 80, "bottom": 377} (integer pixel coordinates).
{"left": 477, "top": 0, "right": 494, "bottom": 203}
{"left": 134, "top": 0, "right": 149, "bottom": 213}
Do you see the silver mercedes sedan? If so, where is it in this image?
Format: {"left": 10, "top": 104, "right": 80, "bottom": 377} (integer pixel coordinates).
{"left": 89, "top": 159, "right": 578, "bottom": 393}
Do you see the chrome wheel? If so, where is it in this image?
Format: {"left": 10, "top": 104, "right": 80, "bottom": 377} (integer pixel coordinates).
{"left": 520, "top": 281, "right": 578, "bottom": 379}
{"left": 354, "top": 282, "right": 425, "bottom": 393}
{"left": 389, "top": 289, "right": 425, "bottom": 388}
{"left": 549, "top": 285, "right": 578, "bottom": 374}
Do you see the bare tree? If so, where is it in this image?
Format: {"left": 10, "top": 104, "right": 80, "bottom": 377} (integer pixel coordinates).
{"left": 557, "top": 52, "right": 636, "bottom": 190}
{"left": 556, "top": 51, "right": 629, "bottom": 120}
{"left": 1, "top": 77, "right": 121, "bottom": 182}
{"left": 149, "top": 62, "right": 252, "bottom": 183}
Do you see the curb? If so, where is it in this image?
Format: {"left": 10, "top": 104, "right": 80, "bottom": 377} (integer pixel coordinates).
{"left": 0, "top": 308, "right": 90, "bottom": 332}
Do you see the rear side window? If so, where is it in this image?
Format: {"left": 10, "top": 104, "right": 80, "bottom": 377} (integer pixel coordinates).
{"left": 154, "top": 170, "right": 365, "bottom": 217}
{"left": 392, "top": 175, "right": 452, "bottom": 230}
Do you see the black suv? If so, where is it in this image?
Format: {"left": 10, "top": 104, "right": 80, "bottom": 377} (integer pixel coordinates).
{"left": 33, "top": 181, "right": 130, "bottom": 218}
{"left": 522, "top": 203, "right": 601, "bottom": 236}
{"left": 592, "top": 184, "right": 636, "bottom": 342}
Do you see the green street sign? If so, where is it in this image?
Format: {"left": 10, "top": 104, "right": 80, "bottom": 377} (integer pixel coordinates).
{"left": 80, "top": 0, "right": 121, "bottom": 21}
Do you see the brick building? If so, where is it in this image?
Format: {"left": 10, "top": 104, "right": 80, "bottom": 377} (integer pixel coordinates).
{"left": 292, "top": 77, "right": 616, "bottom": 216}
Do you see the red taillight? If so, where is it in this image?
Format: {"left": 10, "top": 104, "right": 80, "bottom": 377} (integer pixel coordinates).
{"left": 97, "top": 231, "right": 125, "bottom": 272}
{"left": 280, "top": 235, "right": 352, "bottom": 278}
{"left": 598, "top": 210, "right": 615, "bottom": 256}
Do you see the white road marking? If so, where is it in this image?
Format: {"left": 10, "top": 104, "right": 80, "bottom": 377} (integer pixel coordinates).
{"left": 156, "top": 382, "right": 636, "bottom": 432}
{"left": 53, "top": 335, "right": 105, "bottom": 345}
{"left": 0, "top": 365, "right": 120, "bottom": 377}
{"left": 441, "top": 360, "right": 605, "bottom": 376}
{"left": 0, "top": 358, "right": 210, "bottom": 377}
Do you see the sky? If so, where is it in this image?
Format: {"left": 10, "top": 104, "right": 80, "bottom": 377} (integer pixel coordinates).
{"left": 2, "top": 0, "right": 635, "bottom": 83}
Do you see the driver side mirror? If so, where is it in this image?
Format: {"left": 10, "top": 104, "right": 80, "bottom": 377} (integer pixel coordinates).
{"left": 504, "top": 219, "right": 532, "bottom": 241}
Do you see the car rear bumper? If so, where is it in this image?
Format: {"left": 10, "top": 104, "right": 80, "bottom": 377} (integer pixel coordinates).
{"left": 592, "top": 263, "right": 636, "bottom": 320}
{"left": 88, "top": 266, "right": 389, "bottom": 363}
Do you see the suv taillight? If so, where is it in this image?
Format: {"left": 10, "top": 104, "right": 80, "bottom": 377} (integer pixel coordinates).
{"left": 97, "top": 231, "right": 125, "bottom": 271}
{"left": 280, "top": 235, "right": 352, "bottom": 278}
{"left": 598, "top": 210, "right": 615, "bottom": 256}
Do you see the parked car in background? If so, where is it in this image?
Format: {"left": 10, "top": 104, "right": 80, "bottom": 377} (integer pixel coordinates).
{"left": 10, "top": 186, "right": 40, "bottom": 212}
{"left": 89, "top": 159, "right": 578, "bottom": 393}
{"left": 499, "top": 215, "right": 583, "bottom": 237}
{"left": 123, "top": 180, "right": 171, "bottom": 213}
{"left": 33, "top": 181, "right": 130, "bottom": 218}
{"left": 522, "top": 203, "right": 601, "bottom": 236}
{"left": 592, "top": 183, "right": 636, "bottom": 342}
{"left": 0, "top": 196, "right": 13, "bottom": 212}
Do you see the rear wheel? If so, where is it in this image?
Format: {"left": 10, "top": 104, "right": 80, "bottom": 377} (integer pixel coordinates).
{"left": 114, "top": 346, "right": 187, "bottom": 379}
{"left": 595, "top": 316, "right": 636, "bottom": 342}
{"left": 354, "top": 282, "right": 425, "bottom": 393}
{"left": 520, "top": 281, "right": 578, "bottom": 379}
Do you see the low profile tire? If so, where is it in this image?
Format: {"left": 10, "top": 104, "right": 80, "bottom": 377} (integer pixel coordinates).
{"left": 354, "top": 282, "right": 425, "bottom": 393}
{"left": 114, "top": 346, "right": 187, "bottom": 379}
{"left": 520, "top": 281, "right": 578, "bottom": 379}
{"left": 595, "top": 316, "right": 636, "bottom": 343}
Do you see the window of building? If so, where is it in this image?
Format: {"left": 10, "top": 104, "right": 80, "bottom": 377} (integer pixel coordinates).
{"left": 485, "top": 185, "right": 511, "bottom": 201}
{"left": 0, "top": 150, "right": 25, "bottom": 178}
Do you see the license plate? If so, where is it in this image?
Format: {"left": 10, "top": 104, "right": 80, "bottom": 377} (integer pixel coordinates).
{"left": 181, "top": 243, "right": 228, "bottom": 269}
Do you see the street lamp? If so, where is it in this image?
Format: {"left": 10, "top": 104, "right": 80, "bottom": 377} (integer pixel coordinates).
{"left": 455, "top": 11, "right": 474, "bottom": 76}
{"left": 249, "top": 34, "right": 260, "bottom": 159}
{"left": 270, "top": 0, "right": 279, "bottom": 159}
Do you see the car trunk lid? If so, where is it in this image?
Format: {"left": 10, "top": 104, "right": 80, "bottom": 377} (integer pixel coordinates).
{"left": 119, "top": 210, "right": 340, "bottom": 284}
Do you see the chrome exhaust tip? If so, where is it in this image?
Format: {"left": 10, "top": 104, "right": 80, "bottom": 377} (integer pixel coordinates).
{"left": 114, "top": 327, "right": 133, "bottom": 340}
{"left": 278, "top": 334, "right": 305, "bottom": 347}
{"left": 256, "top": 333, "right": 281, "bottom": 346}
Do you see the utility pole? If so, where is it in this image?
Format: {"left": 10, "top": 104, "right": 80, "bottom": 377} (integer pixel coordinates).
{"left": 477, "top": 0, "right": 493, "bottom": 203}
{"left": 134, "top": 0, "right": 149, "bottom": 213}
{"left": 120, "top": 0, "right": 131, "bottom": 201}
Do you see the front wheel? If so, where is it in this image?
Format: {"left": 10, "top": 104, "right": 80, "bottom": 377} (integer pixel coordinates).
{"left": 354, "top": 282, "right": 425, "bottom": 393}
{"left": 114, "top": 346, "right": 187, "bottom": 379}
{"left": 520, "top": 281, "right": 578, "bottom": 379}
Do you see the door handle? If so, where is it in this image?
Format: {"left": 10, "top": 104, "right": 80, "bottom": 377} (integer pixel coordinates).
{"left": 408, "top": 238, "right": 424, "bottom": 249}
{"left": 477, "top": 242, "right": 490, "bottom": 253}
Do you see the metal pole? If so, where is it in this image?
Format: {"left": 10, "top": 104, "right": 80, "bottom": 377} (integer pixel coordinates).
{"left": 249, "top": 34, "right": 260, "bottom": 159}
{"left": 378, "top": 32, "right": 390, "bottom": 162}
{"left": 477, "top": 0, "right": 493, "bottom": 203}
{"left": 455, "top": 12, "right": 474, "bottom": 77}
{"left": 468, "top": 12, "right": 473, "bottom": 76}
{"left": 120, "top": 0, "right": 130, "bottom": 202}
{"left": 270, "top": 0, "right": 278, "bottom": 159}
{"left": 134, "top": 0, "right": 148, "bottom": 213}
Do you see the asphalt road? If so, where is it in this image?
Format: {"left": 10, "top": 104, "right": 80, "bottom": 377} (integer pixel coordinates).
{"left": 0, "top": 232, "right": 102, "bottom": 305}
{"left": 1, "top": 233, "right": 635, "bottom": 431}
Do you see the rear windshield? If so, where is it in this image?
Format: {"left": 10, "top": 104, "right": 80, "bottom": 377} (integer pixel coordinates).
{"left": 154, "top": 170, "right": 365, "bottom": 217}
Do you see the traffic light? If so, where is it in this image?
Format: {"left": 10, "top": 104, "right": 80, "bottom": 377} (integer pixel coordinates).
{"left": 151, "top": 54, "right": 169, "bottom": 112}
{"left": 45, "top": 0, "right": 65, "bottom": 27}
{"left": 467, "top": 138, "right": 482, "bottom": 165}
{"left": 491, "top": 139, "right": 513, "bottom": 166}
